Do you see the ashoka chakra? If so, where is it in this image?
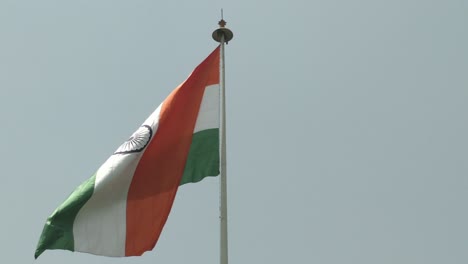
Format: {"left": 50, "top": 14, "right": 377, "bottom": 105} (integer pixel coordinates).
{"left": 114, "top": 125, "right": 153, "bottom": 154}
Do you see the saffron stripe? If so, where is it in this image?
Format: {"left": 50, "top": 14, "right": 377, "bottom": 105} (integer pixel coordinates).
{"left": 125, "top": 47, "right": 220, "bottom": 256}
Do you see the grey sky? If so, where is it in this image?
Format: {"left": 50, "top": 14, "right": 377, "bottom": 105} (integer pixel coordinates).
{"left": 1, "top": 1, "right": 467, "bottom": 263}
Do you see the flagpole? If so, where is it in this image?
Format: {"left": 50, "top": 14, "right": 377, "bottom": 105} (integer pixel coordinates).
{"left": 212, "top": 15, "right": 233, "bottom": 264}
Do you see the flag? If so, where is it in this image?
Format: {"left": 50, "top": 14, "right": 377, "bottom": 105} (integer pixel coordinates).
{"left": 35, "top": 46, "right": 221, "bottom": 258}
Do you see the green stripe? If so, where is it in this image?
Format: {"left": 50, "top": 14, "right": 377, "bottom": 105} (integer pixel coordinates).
{"left": 180, "top": 128, "right": 220, "bottom": 185}
{"left": 35, "top": 174, "right": 96, "bottom": 259}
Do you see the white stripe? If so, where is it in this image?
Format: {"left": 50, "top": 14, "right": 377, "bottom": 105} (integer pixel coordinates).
{"left": 193, "top": 84, "right": 220, "bottom": 133}
{"left": 73, "top": 105, "right": 162, "bottom": 256}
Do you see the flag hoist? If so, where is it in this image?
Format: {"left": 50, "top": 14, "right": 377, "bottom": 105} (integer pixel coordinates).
{"left": 35, "top": 18, "right": 233, "bottom": 263}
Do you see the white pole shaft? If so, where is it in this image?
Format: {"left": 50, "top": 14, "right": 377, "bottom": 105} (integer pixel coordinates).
{"left": 219, "top": 35, "right": 228, "bottom": 264}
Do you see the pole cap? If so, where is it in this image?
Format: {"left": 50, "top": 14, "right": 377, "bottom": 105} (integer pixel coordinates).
{"left": 212, "top": 19, "right": 233, "bottom": 43}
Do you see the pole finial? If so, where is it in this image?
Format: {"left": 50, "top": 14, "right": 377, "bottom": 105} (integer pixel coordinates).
{"left": 212, "top": 10, "right": 233, "bottom": 44}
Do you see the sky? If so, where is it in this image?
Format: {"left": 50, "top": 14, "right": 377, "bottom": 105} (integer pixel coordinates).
{"left": 1, "top": 0, "right": 467, "bottom": 263}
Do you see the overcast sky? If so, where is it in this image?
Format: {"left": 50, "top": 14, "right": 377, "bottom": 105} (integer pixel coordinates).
{"left": 1, "top": 1, "right": 467, "bottom": 264}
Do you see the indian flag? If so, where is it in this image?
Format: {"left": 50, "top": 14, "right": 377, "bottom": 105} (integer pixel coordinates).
{"left": 35, "top": 47, "right": 221, "bottom": 258}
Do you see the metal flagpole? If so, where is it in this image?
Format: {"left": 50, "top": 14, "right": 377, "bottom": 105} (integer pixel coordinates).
{"left": 212, "top": 13, "right": 233, "bottom": 264}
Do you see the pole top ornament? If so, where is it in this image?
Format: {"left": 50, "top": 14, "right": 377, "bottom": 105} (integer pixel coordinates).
{"left": 212, "top": 11, "right": 233, "bottom": 43}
